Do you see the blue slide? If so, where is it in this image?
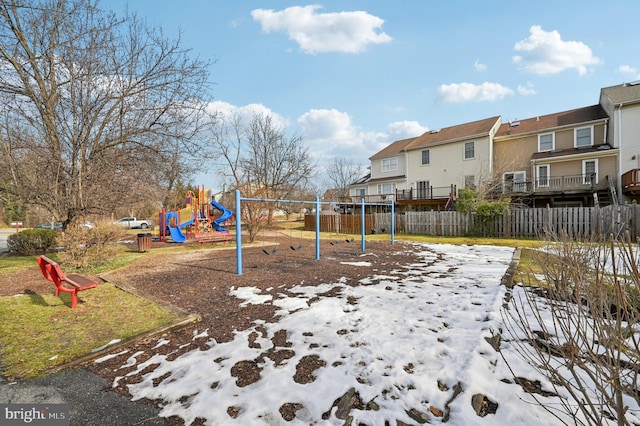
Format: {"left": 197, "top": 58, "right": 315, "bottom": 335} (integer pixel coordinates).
{"left": 210, "top": 200, "right": 233, "bottom": 232}
{"left": 165, "top": 211, "right": 194, "bottom": 243}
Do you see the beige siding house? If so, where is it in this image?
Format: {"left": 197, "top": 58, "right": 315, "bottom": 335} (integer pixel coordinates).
{"left": 494, "top": 105, "right": 614, "bottom": 207}
{"left": 348, "top": 117, "right": 501, "bottom": 210}
{"left": 347, "top": 82, "right": 640, "bottom": 211}
{"left": 348, "top": 137, "right": 415, "bottom": 203}
{"left": 399, "top": 116, "right": 501, "bottom": 210}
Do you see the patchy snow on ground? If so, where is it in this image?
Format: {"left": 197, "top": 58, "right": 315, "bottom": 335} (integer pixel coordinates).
{"left": 106, "top": 242, "right": 637, "bottom": 425}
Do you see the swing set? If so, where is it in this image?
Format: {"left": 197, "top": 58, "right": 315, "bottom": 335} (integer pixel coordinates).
{"left": 233, "top": 190, "right": 395, "bottom": 275}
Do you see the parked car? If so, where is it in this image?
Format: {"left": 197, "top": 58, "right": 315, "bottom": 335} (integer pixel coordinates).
{"left": 34, "top": 222, "right": 63, "bottom": 230}
{"left": 113, "top": 217, "right": 152, "bottom": 229}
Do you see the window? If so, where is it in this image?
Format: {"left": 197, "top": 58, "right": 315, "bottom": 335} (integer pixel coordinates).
{"left": 583, "top": 159, "right": 598, "bottom": 184}
{"left": 464, "top": 141, "right": 475, "bottom": 160}
{"left": 416, "top": 180, "right": 429, "bottom": 199}
{"left": 575, "top": 126, "right": 593, "bottom": 148}
{"left": 538, "top": 133, "right": 554, "bottom": 152}
{"left": 377, "top": 183, "right": 395, "bottom": 195}
{"left": 421, "top": 149, "right": 430, "bottom": 165}
{"left": 536, "top": 164, "right": 550, "bottom": 187}
{"left": 381, "top": 157, "right": 398, "bottom": 173}
{"left": 464, "top": 175, "right": 475, "bottom": 188}
{"left": 355, "top": 188, "right": 365, "bottom": 197}
{"left": 504, "top": 171, "right": 526, "bottom": 192}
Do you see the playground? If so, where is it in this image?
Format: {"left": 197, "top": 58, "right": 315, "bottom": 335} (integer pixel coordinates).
{"left": 77, "top": 236, "right": 539, "bottom": 425}
{"left": 158, "top": 186, "right": 233, "bottom": 244}
{"left": 82, "top": 235, "right": 505, "bottom": 424}
{"left": 3, "top": 228, "right": 637, "bottom": 424}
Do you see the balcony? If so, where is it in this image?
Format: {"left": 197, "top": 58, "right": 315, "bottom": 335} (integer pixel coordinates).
{"left": 337, "top": 185, "right": 456, "bottom": 206}
{"left": 622, "top": 169, "right": 640, "bottom": 194}
{"left": 501, "top": 174, "right": 596, "bottom": 195}
{"left": 337, "top": 194, "right": 395, "bottom": 204}
{"left": 396, "top": 185, "right": 457, "bottom": 202}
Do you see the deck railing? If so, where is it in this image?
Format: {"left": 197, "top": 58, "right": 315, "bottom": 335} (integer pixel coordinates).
{"left": 336, "top": 194, "right": 395, "bottom": 204}
{"left": 622, "top": 169, "right": 640, "bottom": 192}
{"left": 396, "top": 185, "right": 456, "bottom": 201}
{"left": 501, "top": 173, "right": 596, "bottom": 194}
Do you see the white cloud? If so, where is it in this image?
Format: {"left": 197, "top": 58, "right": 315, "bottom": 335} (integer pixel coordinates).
{"left": 251, "top": 5, "right": 392, "bottom": 54}
{"left": 474, "top": 59, "right": 487, "bottom": 72}
{"left": 618, "top": 65, "right": 637, "bottom": 74}
{"left": 297, "top": 108, "right": 370, "bottom": 162}
{"left": 435, "top": 82, "right": 514, "bottom": 104}
{"left": 205, "top": 103, "right": 427, "bottom": 176}
{"left": 297, "top": 108, "right": 356, "bottom": 141}
{"left": 618, "top": 65, "right": 640, "bottom": 80}
{"left": 512, "top": 25, "right": 601, "bottom": 75}
{"left": 387, "top": 120, "right": 428, "bottom": 139}
{"left": 297, "top": 109, "right": 425, "bottom": 165}
{"left": 206, "top": 100, "right": 289, "bottom": 128}
{"left": 517, "top": 81, "right": 536, "bottom": 96}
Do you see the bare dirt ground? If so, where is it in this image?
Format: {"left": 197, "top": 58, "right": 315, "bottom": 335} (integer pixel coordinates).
{"left": 0, "top": 234, "right": 421, "bottom": 424}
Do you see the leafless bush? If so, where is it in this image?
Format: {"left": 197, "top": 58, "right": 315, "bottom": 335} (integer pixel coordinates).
{"left": 240, "top": 200, "right": 272, "bottom": 243}
{"left": 58, "top": 223, "right": 125, "bottom": 269}
{"left": 503, "top": 232, "right": 640, "bottom": 425}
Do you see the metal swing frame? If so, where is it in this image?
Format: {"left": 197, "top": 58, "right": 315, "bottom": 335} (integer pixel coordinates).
{"left": 234, "top": 190, "right": 394, "bottom": 275}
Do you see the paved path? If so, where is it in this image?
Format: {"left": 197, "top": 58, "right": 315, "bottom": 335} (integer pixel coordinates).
{"left": 0, "top": 228, "right": 14, "bottom": 253}
{"left": 0, "top": 228, "right": 171, "bottom": 425}
{"left": 0, "top": 368, "right": 171, "bottom": 425}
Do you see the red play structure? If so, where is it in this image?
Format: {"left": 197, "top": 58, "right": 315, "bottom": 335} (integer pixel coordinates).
{"left": 158, "top": 185, "right": 234, "bottom": 244}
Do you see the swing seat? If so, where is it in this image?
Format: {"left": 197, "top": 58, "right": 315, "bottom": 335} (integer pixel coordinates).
{"left": 262, "top": 246, "right": 278, "bottom": 255}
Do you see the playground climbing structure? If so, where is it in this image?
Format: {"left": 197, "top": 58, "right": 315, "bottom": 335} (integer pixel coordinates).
{"left": 159, "top": 185, "right": 233, "bottom": 243}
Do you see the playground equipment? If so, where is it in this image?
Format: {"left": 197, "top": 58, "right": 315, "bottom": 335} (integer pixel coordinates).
{"left": 159, "top": 186, "right": 234, "bottom": 243}
{"left": 234, "top": 190, "right": 395, "bottom": 275}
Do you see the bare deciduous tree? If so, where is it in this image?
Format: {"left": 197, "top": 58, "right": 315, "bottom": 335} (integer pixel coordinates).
{"left": 503, "top": 233, "right": 640, "bottom": 425}
{"left": 210, "top": 111, "right": 315, "bottom": 241}
{"left": 243, "top": 114, "right": 315, "bottom": 201}
{"left": 324, "top": 157, "right": 365, "bottom": 199}
{"left": 0, "top": 0, "right": 211, "bottom": 227}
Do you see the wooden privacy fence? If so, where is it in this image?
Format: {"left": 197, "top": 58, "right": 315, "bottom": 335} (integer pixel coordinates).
{"left": 402, "top": 204, "right": 639, "bottom": 239}
{"left": 305, "top": 213, "right": 375, "bottom": 235}
{"left": 306, "top": 203, "right": 640, "bottom": 239}
{"left": 403, "top": 211, "right": 472, "bottom": 236}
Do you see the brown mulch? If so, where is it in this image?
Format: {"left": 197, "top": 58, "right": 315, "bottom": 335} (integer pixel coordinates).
{"left": 0, "top": 234, "right": 422, "bottom": 424}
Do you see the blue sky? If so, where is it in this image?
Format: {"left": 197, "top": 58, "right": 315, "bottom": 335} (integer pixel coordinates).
{"left": 103, "top": 1, "right": 640, "bottom": 190}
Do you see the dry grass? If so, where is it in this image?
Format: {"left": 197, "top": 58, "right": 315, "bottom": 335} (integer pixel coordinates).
{"left": 0, "top": 283, "right": 181, "bottom": 379}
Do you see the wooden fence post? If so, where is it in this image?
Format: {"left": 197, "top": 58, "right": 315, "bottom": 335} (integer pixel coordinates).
{"left": 503, "top": 209, "right": 510, "bottom": 239}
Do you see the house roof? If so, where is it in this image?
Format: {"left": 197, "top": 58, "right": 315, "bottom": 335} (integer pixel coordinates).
{"left": 350, "top": 173, "right": 371, "bottom": 185}
{"left": 531, "top": 144, "right": 616, "bottom": 161}
{"left": 495, "top": 104, "right": 608, "bottom": 138}
{"left": 369, "top": 137, "right": 416, "bottom": 160}
{"left": 404, "top": 116, "right": 501, "bottom": 150}
{"left": 366, "top": 174, "right": 406, "bottom": 184}
{"left": 348, "top": 173, "right": 405, "bottom": 185}
{"left": 601, "top": 82, "right": 640, "bottom": 105}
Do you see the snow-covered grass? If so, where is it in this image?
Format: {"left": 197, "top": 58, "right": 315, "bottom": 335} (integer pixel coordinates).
{"left": 99, "top": 242, "right": 639, "bottom": 425}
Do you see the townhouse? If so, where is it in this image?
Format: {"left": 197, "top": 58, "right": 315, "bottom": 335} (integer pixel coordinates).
{"left": 346, "top": 82, "right": 640, "bottom": 211}
{"left": 348, "top": 117, "right": 501, "bottom": 211}
{"left": 493, "top": 105, "right": 614, "bottom": 208}
{"left": 599, "top": 82, "right": 640, "bottom": 199}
